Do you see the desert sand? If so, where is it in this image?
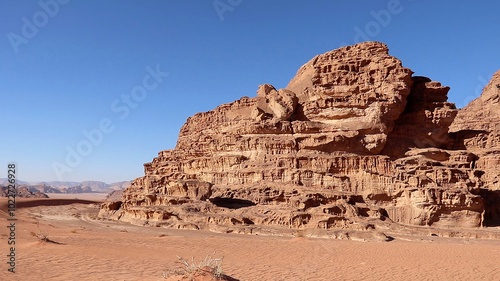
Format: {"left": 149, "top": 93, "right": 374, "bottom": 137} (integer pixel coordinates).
{"left": 44, "top": 192, "right": 109, "bottom": 201}
{"left": 1, "top": 198, "right": 499, "bottom": 281}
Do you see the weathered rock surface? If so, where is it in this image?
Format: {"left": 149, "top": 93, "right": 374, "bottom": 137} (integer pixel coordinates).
{"left": 64, "top": 185, "right": 93, "bottom": 194}
{"left": 286, "top": 42, "right": 413, "bottom": 155}
{"left": 450, "top": 69, "right": 500, "bottom": 226}
{"left": 99, "top": 42, "right": 500, "bottom": 236}
{"left": 0, "top": 185, "right": 49, "bottom": 198}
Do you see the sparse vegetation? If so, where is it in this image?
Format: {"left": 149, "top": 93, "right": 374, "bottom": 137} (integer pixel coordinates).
{"left": 163, "top": 253, "right": 224, "bottom": 280}
{"left": 31, "top": 223, "right": 53, "bottom": 243}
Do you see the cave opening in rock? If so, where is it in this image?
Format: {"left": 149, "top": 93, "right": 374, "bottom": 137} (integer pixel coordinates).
{"left": 347, "top": 195, "right": 365, "bottom": 205}
{"left": 209, "top": 197, "right": 256, "bottom": 209}
{"left": 478, "top": 189, "right": 500, "bottom": 227}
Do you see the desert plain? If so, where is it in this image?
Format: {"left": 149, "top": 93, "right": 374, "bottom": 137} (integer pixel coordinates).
{"left": 3, "top": 42, "right": 500, "bottom": 281}
{"left": 2, "top": 196, "right": 500, "bottom": 281}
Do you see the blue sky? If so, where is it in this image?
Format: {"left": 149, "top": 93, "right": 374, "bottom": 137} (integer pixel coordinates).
{"left": 1, "top": 0, "right": 499, "bottom": 183}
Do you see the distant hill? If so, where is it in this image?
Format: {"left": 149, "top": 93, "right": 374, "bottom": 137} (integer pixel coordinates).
{"left": 0, "top": 185, "right": 48, "bottom": 198}
{"left": 28, "top": 184, "right": 62, "bottom": 194}
{"left": 80, "top": 181, "right": 110, "bottom": 190}
{"left": 0, "top": 178, "right": 30, "bottom": 185}
{"left": 0, "top": 179, "right": 132, "bottom": 194}
{"left": 109, "top": 181, "right": 132, "bottom": 190}
{"left": 64, "top": 186, "right": 93, "bottom": 194}
{"left": 37, "top": 181, "right": 82, "bottom": 188}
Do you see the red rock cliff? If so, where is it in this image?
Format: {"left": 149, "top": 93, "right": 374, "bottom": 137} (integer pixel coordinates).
{"left": 99, "top": 42, "right": 500, "bottom": 234}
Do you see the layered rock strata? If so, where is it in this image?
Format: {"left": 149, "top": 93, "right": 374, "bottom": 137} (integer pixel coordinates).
{"left": 450, "top": 70, "right": 500, "bottom": 226}
{"left": 100, "top": 42, "right": 499, "bottom": 234}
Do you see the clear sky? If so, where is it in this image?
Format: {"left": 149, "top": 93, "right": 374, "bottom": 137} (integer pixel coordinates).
{"left": 1, "top": 0, "right": 499, "bottom": 183}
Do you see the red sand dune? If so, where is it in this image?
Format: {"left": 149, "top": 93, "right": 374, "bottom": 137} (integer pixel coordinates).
{"left": 1, "top": 198, "right": 500, "bottom": 280}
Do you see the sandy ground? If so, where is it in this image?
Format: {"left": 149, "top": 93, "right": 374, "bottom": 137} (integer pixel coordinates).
{"left": 45, "top": 192, "right": 109, "bottom": 201}
{"left": 1, "top": 198, "right": 500, "bottom": 281}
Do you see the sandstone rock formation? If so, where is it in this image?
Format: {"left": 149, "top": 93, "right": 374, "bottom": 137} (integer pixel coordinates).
{"left": 450, "top": 69, "right": 500, "bottom": 226}
{"left": 0, "top": 185, "right": 49, "bottom": 198}
{"left": 99, "top": 42, "right": 500, "bottom": 236}
{"left": 64, "top": 185, "right": 93, "bottom": 194}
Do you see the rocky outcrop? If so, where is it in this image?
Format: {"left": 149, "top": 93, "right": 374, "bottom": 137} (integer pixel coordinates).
{"left": 105, "top": 190, "right": 124, "bottom": 201}
{"left": 99, "top": 42, "right": 500, "bottom": 235}
{"left": 28, "top": 184, "right": 62, "bottom": 194}
{"left": 383, "top": 76, "right": 458, "bottom": 157}
{"left": 449, "top": 70, "right": 500, "bottom": 226}
{"left": 286, "top": 42, "right": 413, "bottom": 154}
{"left": 450, "top": 70, "right": 500, "bottom": 134}
{"left": 1, "top": 185, "right": 49, "bottom": 198}
{"left": 64, "top": 186, "right": 93, "bottom": 194}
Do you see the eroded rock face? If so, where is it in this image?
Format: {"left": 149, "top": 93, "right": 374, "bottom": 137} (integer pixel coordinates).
{"left": 1, "top": 186, "right": 49, "bottom": 198}
{"left": 383, "top": 76, "right": 458, "bottom": 157}
{"left": 287, "top": 42, "right": 413, "bottom": 154}
{"left": 450, "top": 70, "right": 500, "bottom": 226}
{"left": 99, "top": 42, "right": 499, "bottom": 234}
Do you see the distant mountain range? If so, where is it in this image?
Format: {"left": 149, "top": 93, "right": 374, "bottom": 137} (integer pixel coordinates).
{"left": 0, "top": 179, "right": 30, "bottom": 185}
{"left": 0, "top": 179, "right": 131, "bottom": 194}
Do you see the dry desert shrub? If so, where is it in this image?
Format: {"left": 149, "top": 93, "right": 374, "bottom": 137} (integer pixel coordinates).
{"left": 30, "top": 230, "right": 50, "bottom": 242}
{"left": 31, "top": 223, "right": 59, "bottom": 244}
{"left": 163, "top": 253, "right": 225, "bottom": 280}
